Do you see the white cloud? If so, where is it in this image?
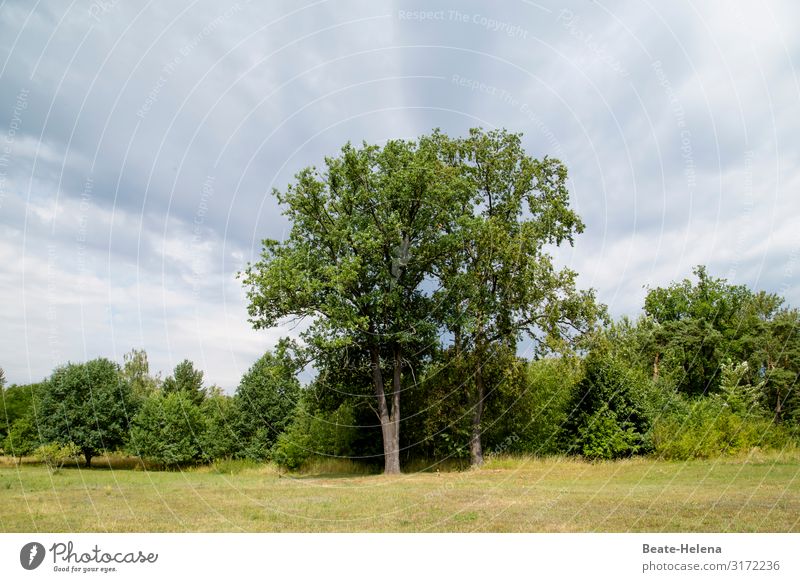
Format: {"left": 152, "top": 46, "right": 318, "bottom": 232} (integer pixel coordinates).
{"left": 1, "top": 0, "right": 798, "bottom": 388}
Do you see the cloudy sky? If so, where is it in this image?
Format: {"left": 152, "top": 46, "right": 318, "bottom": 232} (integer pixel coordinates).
{"left": 1, "top": 0, "right": 798, "bottom": 390}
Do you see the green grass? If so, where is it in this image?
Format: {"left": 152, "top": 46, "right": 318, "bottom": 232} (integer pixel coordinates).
{"left": 1, "top": 451, "right": 799, "bottom": 532}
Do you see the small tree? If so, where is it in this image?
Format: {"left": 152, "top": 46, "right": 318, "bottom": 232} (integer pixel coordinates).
{"left": 122, "top": 349, "right": 160, "bottom": 399}
{"left": 129, "top": 392, "right": 204, "bottom": 468}
{"left": 162, "top": 359, "right": 206, "bottom": 405}
{"left": 199, "top": 390, "right": 240, "bottom": 462}
{"left": 2, "top": 379, "right": 41, "bottom": 442}
{"left": 234, "top": 349, "right": 300, "bottom": 461}
{"left": 3, "top": 415, "right": 41, "bottom": 458}
{"left": 34, "top": 442, "right": 81, "bottom": 472}
{"left": 37, "top": 358, "right": 135, "bottom": 467}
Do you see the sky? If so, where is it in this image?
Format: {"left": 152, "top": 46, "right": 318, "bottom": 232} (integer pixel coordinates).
{"left": 0, "top": 0, "right": 798, "bottom": 391}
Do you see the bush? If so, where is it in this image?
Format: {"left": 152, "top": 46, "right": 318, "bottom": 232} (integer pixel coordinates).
{"left": 34, "top": 442, "right": 80, "bottom": 471}
{"left": 271, "top": 400, "right": 359, "bottom": 470}
{"left": 651, "top": 397, "right": 792, "bottom": 460}
{"left": 198, "top": 393, "right": 240, "bottom": 462}
{"left": 651, "top": 360, "right": 794, "bottom": 459}
{"left": 492, "top": 357, "right": 580, "bottom": 455}
{"left": 129, "top": 392, "right": 204, "bottom": 468}
{"left": 575, "top": 410, "right": 644, "bottom": 459}
{"left": 271, "top": 426, "right": 309, "bottom": 470}
{"left": 562, "top": 349, "right": 651, "bottom": 459}
{"left": 2, "top": 415, "right": 41, "bottom": 457}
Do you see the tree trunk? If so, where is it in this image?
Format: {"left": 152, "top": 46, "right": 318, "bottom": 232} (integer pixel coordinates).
{"left": 83, "top": 450, "right": 92, "bottom": 468}
{"left": 470, "top": 364, "right": 485, "bottom": 467}
{"left": 653, "top": 353, "right": 660, "bottom": 380}
{"left": 370, "top": 344, "right": 401, "bottom": 474}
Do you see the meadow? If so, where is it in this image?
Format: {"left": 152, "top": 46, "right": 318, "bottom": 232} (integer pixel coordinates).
{"left": 1, "top": 451, "right": 798, "bottom": 532}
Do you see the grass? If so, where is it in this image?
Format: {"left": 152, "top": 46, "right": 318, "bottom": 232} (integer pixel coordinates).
{"left": 1, "top": 450, "right": 799, "bottom": 532}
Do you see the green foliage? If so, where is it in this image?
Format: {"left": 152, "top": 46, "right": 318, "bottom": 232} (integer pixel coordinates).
{"left": 433, "top": 128, "right": 603, "bottom": 464}
{"left": 439, "top": 129, "right": 601, "bottom": 359}
{"left": 498, "top": 357, "right": 581, "bottom": 455}
{"left": 234, "top": 349, "right": 300, "bottom": 461}
{"left": 717, "top": 360, "right": 764, "bottom": 415}
{"left": 122, "top": 349, "right": 160, "bottom": 399}
{"left": 643, "top": 266, "right": 774, "bottom": 395}
{"left": 37, "top": 358, "right": 136, "bottom": 466}
{"left": 562, "top": 349, "right": 651, "bottom": 459}
{"left": 651, "top": 397, "right": 792, "bottom": 460}
{"left": 129, "top": 392, "right": 204, "bottom": 467}
{"left": 750, "top": 308, "right": 800, "bottom": 422}
{"left": 34, "top": 442, "right": 80, "bottom": 472}
{"left": 1, "top": 381, "right": 41, "bottom": 442}
{"left": 270, "top": 417, "right": 310, "bottom": 470}
{"left": 271, "top": 397, "right": 360, "bottom": 471}
{"left": 651, "top": 359, "right": 793, "bottom": 459}
{"left": 2, "top": 414, "right": 41, "bottom": 457}
{"left": 402, "top": 352, "right": 472, "bottom": 461}
{"left": 574, "top": 412, "right": 643, "bottom": 460}
{"left": 162, "top": 359, "right": 205, "bottom": 405}
{"left": 241, "top": 130, "right": 491, "bottom": 473}
{"left": 403, "top": 352, "right": 580, "bottom": 461}
{"left": 199, "top": 392, "right": 240, "bottom": 462}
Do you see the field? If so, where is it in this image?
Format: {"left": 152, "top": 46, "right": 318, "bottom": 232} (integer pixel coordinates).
{"left": 1, "top": 452, "right": 799, "bottom": 532}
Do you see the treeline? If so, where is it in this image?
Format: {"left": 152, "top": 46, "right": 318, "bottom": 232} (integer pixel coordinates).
{"left": 0, "top": 349, "right": 298, "bottom": 469}
{"left": 1, "top": 266, "right": 797, "bottom": 470}
{"left": 273, "top": 266, "right": 800, "bottom": 466}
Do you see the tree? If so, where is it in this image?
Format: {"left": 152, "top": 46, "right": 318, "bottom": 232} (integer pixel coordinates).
{"left": 162, "top": 359, "right": 205, "bottom": 405}
{"left": 752, "top": 308, "right": 800, "bottom": 421}
{"left": 234, "top": 348, "right": 300, "bottom": 460}
{"left": 129, "top": 392, "right": 204, "bottom": 467}
{"left": 122, "top": 349, "right": 160, "bottom": 399}
{"left": 199, "top": 388, "right": 240, "bottom": 462}
{"left": 37, "top": 358, "right": 136, "bottom": 467}
{"left": 3, "top": 415, "right": 41, "bottom": 458}
{"left": 436, "top": 128, "right": 602, "bottom": 466}
{"left": 1, "top": 379, "right": 44, "bottom": 457}
{"left": 643, "top": 266, "right": 762, "bottom": 395}
{"left": 241, "top": 131, "right": 470, "bottom": 473}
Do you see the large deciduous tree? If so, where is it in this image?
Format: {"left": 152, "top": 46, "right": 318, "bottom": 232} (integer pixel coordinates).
{"left": 438, "top": 128, "right": 603, "bottom": 466}
{"left": 241, "top": 132, "right": 469, "bottom": 474}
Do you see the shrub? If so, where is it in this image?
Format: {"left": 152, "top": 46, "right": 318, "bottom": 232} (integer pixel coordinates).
{"left": 574, "top": 408, "right": 644, "bottom": 460}
{"left": 650, "top": 360, "right": 795, "bottom": 460}
{"left": 34, "top": 442, "right": 80, "bottom": 472}
{"left": 651, "top": 396, "right": 792, "bottom": 460}
{"left": 562, "top": 349, "right": 652, "bottom": 459}
{"left": 2, "top": 415, "right": 41, "bottom": 457}
{"left": 271, "top": 400, "right": 359, "bottom": 470}
{"left": 493, "top": 357, "right": 581, "bottom": 455}
{"left": 198, "top": 393, "right": 240, "bottom": 462}
{"left": 129, "top": 392, "right": 204, "bottom": 468}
